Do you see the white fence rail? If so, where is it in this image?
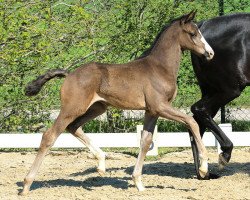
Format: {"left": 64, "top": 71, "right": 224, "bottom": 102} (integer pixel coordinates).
{"left": 0, "top": 124, "right": 249, "bottom": 155}
{"left": 0, "top": 132, "right": 249, "bottom": 148}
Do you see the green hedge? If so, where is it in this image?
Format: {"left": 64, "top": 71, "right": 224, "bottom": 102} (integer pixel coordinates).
{"left": 1, "top": 0, "right": 249, "bottom": 132}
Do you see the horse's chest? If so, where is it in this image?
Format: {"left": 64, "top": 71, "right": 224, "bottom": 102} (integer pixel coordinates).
{"left": 154, "top": 82, "right": 177, "bottom": 101}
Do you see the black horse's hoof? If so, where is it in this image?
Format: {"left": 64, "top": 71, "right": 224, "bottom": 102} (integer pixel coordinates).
{"left": 208, "top": 172, "right": 220, "bottom": 179}
{"left": 218, "top": 153, "right": 230, "bottom": 170}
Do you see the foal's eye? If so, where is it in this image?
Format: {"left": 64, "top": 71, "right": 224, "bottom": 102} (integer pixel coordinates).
{"left": 189, "top": 32, "right": 196, "bottom": 37}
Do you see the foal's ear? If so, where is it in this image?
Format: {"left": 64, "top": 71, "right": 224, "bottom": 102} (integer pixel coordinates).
{"left": 180, "top": 10, "right": 197, "bottom": 24}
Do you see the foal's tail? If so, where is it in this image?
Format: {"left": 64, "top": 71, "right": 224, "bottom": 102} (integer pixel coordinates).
{"left": 25, "top": 69, "right": 69, "bottom": 96}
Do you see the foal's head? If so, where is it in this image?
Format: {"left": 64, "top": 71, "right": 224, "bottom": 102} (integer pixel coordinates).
{"left": 177, "top": 11, "right": 214, "bottom": 60}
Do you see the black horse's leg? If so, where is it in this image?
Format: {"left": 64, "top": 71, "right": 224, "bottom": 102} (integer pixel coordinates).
{"left": 190, "top": 90, "right": 241, "bottom": 176}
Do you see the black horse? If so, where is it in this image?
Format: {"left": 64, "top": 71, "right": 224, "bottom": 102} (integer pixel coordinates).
{"left": 189, "top": 13, "right": 250, "bottom": 179}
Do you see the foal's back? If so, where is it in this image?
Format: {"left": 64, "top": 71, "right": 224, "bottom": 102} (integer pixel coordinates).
{"left": 62, "top": 58, "right": 154, "bottom": 110}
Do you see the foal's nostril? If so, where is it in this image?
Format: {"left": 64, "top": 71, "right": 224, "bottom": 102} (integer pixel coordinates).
{"left": 204, "top": 51, "right": 209, "bottom": 58}
{"left": 204, "top": 50, "right": 214, "bottom": 60}
{"left": 209, "top": 51, "right": 214, "bottom": 56}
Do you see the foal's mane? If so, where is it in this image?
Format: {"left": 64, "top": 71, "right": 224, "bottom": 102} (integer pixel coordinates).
{"left": 138, "top": 15, "right": 186, "bottom": 59}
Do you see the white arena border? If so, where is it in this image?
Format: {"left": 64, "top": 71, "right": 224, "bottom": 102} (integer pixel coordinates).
{"left": 0, "top": 124, "right": 249, "bottom": 155}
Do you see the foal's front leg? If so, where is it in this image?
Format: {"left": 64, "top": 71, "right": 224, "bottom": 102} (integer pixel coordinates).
{"left": 132, "top": 112, "right": 158, "bottom": 191}
{"left": 157, "top": 103, "right": 209, "bottom": 178}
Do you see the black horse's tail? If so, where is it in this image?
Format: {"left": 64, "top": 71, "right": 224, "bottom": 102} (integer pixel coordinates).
{"left": 25, "top": 69, "right": 69, "bottom": 96}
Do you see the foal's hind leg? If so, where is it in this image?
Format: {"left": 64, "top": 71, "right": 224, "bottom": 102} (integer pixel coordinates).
{"left": 73, "top": 128, "right": 106, "bottom": 175}
{"left": 67, "top": 102, "right": 107, "bottom": 175}
{"left": 20, "top": 113, "right": 74, "bottom": 195}
{"left": 132, "top": 111, "right": 158, "bottom": 191}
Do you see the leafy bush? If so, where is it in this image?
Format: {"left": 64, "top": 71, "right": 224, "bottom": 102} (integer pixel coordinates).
{"left": 1, "top": 0, "right": 249, "bottom": 132}
{"left": 229, "top": 120, "right": 250, "bottom": 132}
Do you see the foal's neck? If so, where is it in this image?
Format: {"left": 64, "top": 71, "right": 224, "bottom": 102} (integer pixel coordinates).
{"left": 149, "top": 23, "right": 182, "bottom": 79}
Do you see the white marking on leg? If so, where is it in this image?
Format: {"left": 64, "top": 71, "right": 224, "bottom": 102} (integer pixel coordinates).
{"left": 199, "top": 154, "right": 208, "bottom": 178}
{"left": 75, "top": 128, "right": 106, "bottom": 175}
{"left": 132, "top": 130, "right": 152, "bottom": 191}
{"left": 88, "top": 140, "right": 106, "bottom": 175}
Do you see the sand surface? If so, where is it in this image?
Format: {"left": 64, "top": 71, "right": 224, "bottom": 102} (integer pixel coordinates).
{"left": 0, "top": 148, "right": 249, "bottom": 200}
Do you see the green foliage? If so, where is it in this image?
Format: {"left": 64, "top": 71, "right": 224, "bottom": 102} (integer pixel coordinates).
{"left": 228, "top": 87, "right": 250, "bottom": 107}
{"left": 83, "top": 118, "right": 187, "bottom": 133}
{"left": 0, "top": 0, "right": 249, "bottom": 132}
{"left": 229, "top": 120, "right": 250, "bottom": 131}
{"left": 157, "top": 119, "right": 187, "bottom": 132}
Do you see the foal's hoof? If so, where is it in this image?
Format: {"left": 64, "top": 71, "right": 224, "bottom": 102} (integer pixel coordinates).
{"left": 132, "top": 176, "right": 146, "bottom": 192}
{"left": 197, "top": 171, "right": 210, "bottom": 180}
{"left": 137, "top": 185, "right": 146, "bottom": 192}
{"left": 97, "top": 153, "right": 106, "bottom": 177}
{"left": 218, "top": 153, "right": 228, "bottom": 170}
{"left": 18, "top": 189, "right": 29, "bottom": 196}
{"left": 97, "top": 168, "right": 105, "bottom": 177}
{"left": 199, "top": 158, "right": 208, "bottom": 178}
{"left": 198, "top": 168, "right": 208, "bottom": 179}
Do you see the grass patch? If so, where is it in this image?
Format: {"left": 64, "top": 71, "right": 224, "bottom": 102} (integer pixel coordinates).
{"left": 0, "top": 148, "right": 38, "bottom": 152}
{"left": 0, "top": 147, "right": 188, "bottom": 161}
{"left": 145, "top": 147, "right": 187, "bottom": 161}
{"left": 102, "top": 147, "right": 188, "bottom": 161}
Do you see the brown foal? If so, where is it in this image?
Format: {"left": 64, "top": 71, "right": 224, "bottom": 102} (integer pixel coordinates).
{"left": 21, "top": 11, "right": 214, "bottom": 194}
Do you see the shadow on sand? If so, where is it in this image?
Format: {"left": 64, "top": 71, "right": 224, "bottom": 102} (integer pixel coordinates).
{"left": 126, "top": 161, "right": 250, "bottom": 178}
{"left": 17, "top": 161, "right": 249, "bottom": 193}
{"left": 17, "top": 176, "right": 130, "bottom": 193}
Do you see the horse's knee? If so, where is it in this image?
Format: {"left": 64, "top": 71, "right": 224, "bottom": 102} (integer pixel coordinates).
{"left": 221, "top": 141, "right": 234, "bottom": 152}
{"left": 191, "top": 103, "right": 206, "bottom": 116}
{"left": 191, "top": 103, "right": 213, "bottom": 125}
{"left": 40, "top": 130, "right": 57, "bottom": 148}
{"left": 66, "top": 123, "right": 77, "bottom": 134}
{"left": 186, "top": 117, "right": 199, "bottom": 130}
{"left": 140, "top": 131, "right": 153, "bottom": 150}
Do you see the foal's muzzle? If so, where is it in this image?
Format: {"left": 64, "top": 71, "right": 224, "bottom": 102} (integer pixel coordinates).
{"left": 204, "top": 50, "right": 214, "bottom": 60}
